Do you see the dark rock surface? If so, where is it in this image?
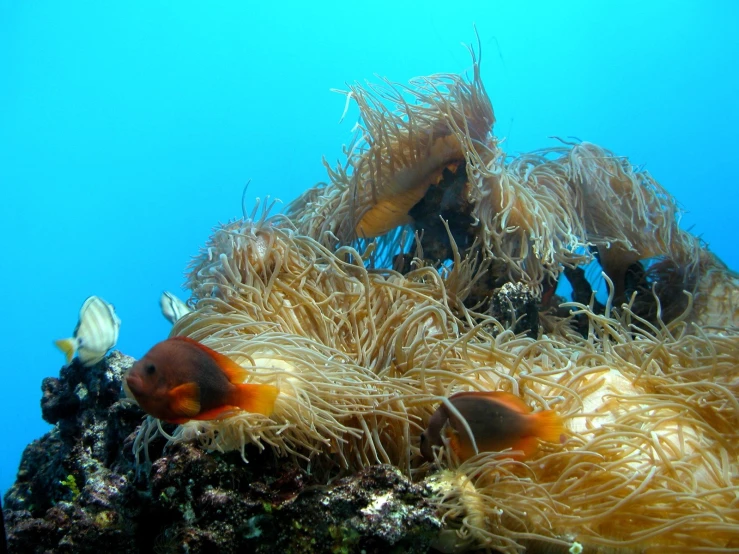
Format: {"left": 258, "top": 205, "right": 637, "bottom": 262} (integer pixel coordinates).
{"left": 3, "top": 352, "right": 441, "bottom": 553}
{"left": 487, "top": 282, "right": 540, "bottom": 337}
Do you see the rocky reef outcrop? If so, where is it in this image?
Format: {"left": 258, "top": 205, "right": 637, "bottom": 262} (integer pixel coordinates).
{"left": 3, "top": 353, "right": 440, "bottom": 554}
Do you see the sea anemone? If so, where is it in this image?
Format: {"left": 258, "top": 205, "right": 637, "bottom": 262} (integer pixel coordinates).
{"left": 287, "top": 44, "right": 496, "bottom": 254}
{"left": 132, "top": 45, "right": 739, "bottom": 553}
{"left": 427, "top": 300, "right": 739, "bottom": 553}
{"left": 286, "top": 48, "right": 735, "bottom": 328}
{"left": 137, "top": 209, "right": 469, "bottom": 476}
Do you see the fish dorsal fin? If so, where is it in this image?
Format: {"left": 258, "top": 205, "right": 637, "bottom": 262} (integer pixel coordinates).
{"left": 169, "top": 382, "right": 201, "bottom": 418}
{"left": 451, "top": 390, "right": 531, "bottom": 414}
{"left": 171, "top": 336, "right": 248, "bottom": 383}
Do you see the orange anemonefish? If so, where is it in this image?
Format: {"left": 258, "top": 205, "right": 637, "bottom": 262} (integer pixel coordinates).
{"left": 124, "top": 336, "right": 279, "bottom": 424}
{"left": 420, "top": 390, "right": 565, "bottom": 462}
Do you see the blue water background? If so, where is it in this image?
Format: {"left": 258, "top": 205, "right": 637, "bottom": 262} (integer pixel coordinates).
{"left": 1, "top": 1, "right": 737, "bottom": 497}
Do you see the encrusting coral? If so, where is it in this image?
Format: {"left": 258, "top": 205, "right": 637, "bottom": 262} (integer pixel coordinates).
{"left": 130, "top": 44, "right": 738, "bottom": 552}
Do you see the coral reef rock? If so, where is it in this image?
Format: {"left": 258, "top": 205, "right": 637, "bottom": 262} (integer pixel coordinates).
{"left": 3, "top": 352, "right": 440, "bottom": 553}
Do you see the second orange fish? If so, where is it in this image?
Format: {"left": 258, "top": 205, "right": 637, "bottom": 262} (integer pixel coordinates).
{"left": 420, "top": 390, "right": 564, "bottom": 462}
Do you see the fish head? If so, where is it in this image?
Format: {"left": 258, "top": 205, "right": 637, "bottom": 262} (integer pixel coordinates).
{"left": 124, "top": 348, "right": 175, "bottom": 419}
{"left": 421, "top": 404, "right": 449, "bottom": 461}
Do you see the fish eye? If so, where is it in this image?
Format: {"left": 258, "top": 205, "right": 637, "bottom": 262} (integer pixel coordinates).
{"left": 145, "top": 364, "right": 156, "bottom": 375}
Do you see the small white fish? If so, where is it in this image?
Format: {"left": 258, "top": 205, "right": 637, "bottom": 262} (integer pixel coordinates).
{"left": 160, "top": 291, "right": 192, "bottom": 324}
{"left": 55, "top": 296, "right": 121, "bottom": 366}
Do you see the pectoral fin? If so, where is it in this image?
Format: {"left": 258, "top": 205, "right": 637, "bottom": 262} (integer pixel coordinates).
{"left": 169, "top": 382, "right": 201, "bottom": 418}
{"left": 444, "top": 423, "right": 475, "bottom": 462}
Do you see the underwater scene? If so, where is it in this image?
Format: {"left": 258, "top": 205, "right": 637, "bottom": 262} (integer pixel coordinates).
{"left": 1, "top": 1, "right": 738, "bottom": 552}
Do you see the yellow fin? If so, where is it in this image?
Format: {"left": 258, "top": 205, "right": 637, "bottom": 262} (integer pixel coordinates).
{"left": 230, "top": 383, "right": 279, "bottom": 417}
{"left": 532, "top": 410, "right": 565, "bottom": 444}
{"left": 444, "top": 424, "right": 474, "bottom": 461}
{"left": 169, "top": 382, "right": 201, "bottom": 417}
{"left": 211, "top": 351, "right": 249, "bottom": 384}
{"left": 54, "top": 338, "right": 77, "bottom": 364}
{"left": 511, "top": 436, "right": 539, "bottom": 459}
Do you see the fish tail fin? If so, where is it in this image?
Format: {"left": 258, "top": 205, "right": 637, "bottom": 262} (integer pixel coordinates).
{"left": 54, "top": 338, "right": 77, "bottom": 364}
{"left": 533, "top": 410, "right": 565, "bottom": 444}
{"left": 231, "top": 383, "right": 279, "bottom": 417}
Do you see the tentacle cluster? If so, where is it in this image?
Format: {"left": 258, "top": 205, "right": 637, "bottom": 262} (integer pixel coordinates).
{"left": 134, "top": 48, "right": 739, "bottom": 553}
